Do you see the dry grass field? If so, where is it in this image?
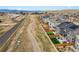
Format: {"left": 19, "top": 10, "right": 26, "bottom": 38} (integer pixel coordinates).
{"left": 8, "top": 15, "right": 57, "bottom": 52}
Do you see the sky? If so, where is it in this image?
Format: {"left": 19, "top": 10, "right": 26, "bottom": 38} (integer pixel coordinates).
{"left": 0, "top": 6, "right": 79, "bottom": 11}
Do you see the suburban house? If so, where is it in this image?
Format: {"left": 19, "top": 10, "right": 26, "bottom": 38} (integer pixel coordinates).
{"left": 41, "top": 15, "right": 50, "bottom": 23}
{"left": 57, "top": 22, "right": 79, "bottom": 50}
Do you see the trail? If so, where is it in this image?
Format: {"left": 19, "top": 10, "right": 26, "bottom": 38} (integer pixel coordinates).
{"left": 27, "top": 15, "right": 41, "bottom": 51}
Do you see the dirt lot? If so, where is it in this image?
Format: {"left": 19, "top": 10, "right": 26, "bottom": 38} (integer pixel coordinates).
{"left": 6, "top": 15, "right": 57, "bottom": 52}
{"left": 0, "top": 13, "right": 17, "bottom": 37}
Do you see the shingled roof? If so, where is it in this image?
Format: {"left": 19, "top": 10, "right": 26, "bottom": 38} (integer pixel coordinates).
{"left": 57, "top": 22, "right": 79, "bottom": 31}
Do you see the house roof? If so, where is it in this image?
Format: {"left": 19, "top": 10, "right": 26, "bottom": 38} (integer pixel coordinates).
{"left": 42, "top": 15, "right": 50, "bottom": 18}
{"left": 57, "top": 22, "right": 74, "bottom": 28}
{"left": 69, "top": 25, "right": 79, "bottom": 30}
{"left": 57, "top": 22, "right": 79, "bottom": 31}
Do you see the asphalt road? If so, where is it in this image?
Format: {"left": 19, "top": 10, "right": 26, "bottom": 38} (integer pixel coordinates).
{"left": 0, "top": 18, "right": 24, "bottom": 46}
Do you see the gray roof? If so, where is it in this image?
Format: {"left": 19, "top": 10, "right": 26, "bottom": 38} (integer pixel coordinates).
{"left": 57, "top": 22, "right": 79, "bottom": 31}
{"left": 58, "top": 22, "right": 74, "bottom": 28}
{"left": 42, "top": 16, "right": 50, "bottom": 18}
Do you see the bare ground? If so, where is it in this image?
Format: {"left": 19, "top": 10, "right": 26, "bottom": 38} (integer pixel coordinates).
{"left": 6, "top": 15, "right": 57, "bottom": 52}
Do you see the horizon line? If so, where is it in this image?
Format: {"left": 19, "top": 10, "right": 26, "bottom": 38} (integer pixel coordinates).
{"left": 0, "top": 6, "right": 79, "bottom": 11}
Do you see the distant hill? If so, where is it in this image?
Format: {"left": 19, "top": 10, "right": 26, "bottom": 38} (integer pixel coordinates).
{"left": 0, "top": 9, "right": 42, "bottom": 13}
{"left": 0, "top": 9, "right": 79, "bottom": 13}
{"left": 47, "top": 9, "right": 79, "bottom": 13}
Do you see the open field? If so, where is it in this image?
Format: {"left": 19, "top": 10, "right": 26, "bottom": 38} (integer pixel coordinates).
{"left": 5, "top": 15, "right": 57, "bottom": 52}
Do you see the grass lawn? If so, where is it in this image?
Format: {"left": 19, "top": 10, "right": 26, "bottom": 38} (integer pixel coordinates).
{"left": 47, "top": 32, "right": 54, "bottom": 35}
{"left": 51, "top": 38, "right": 60, "bottom": 44}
